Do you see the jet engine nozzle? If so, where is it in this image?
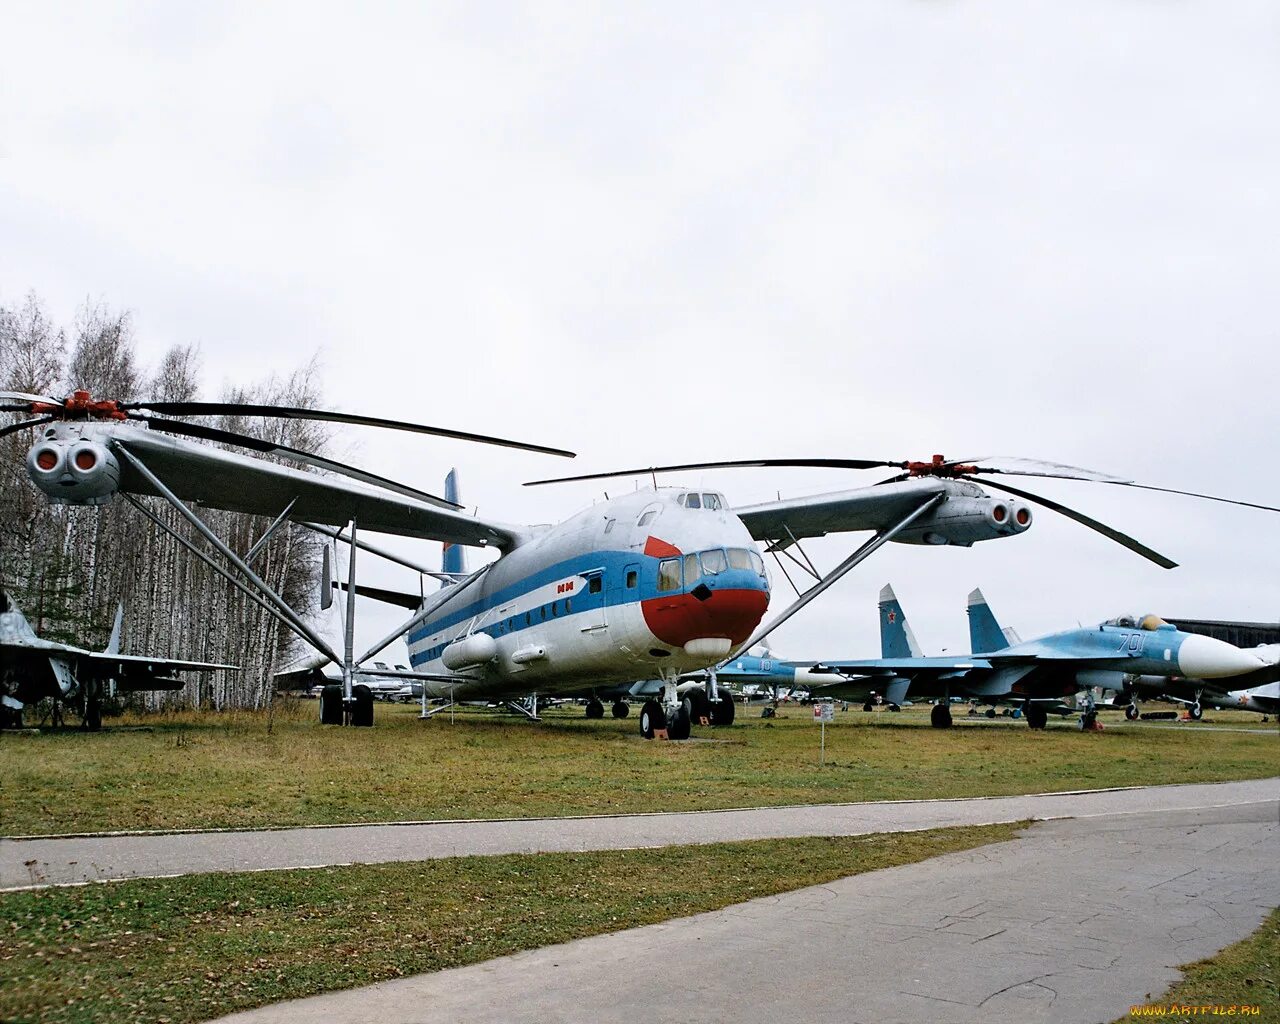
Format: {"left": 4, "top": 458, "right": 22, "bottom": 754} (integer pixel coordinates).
{"left": 26, "top": 439, "right": 121, "bottom": 505}
{"left": 1176, "top": 634, "right": 1265, "bottom": 679}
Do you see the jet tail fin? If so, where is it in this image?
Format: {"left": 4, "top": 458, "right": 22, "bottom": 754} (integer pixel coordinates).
{"left": 879, "top": 584, "right": 923, "bottom": 658}
{"left": 0, "top": 590, "right": 38, "bottom": 641}
{"left": 967, "top": 588, "right": 1009, "bottom": 653}
{"left": 441, "top": 469, "right": 467, "bottom": 582}
{"left": 105, "top": 602, "right": 124, "bottom": 655}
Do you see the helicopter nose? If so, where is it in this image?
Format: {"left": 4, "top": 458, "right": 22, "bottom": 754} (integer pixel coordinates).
{"left": 1177, "top": 635, "right": 1264, "bottom": 678}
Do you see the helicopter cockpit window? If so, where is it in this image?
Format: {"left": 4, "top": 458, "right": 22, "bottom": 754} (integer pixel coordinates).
{"left": 700, "top": 549, "right": 728, "bottom": 575}
{"left": 657, "top": 558, "right": 681, "bottom": 592}
{"left": 702, "top": 493, "right": 723, "bottom": 510}
{"left": 727, "top": 548, "right": 752, "bottom": 571}
{"left": 637, "top": 505, "right": 661, "bottom": 527}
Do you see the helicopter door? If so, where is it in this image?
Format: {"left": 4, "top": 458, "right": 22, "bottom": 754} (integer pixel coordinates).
{"left": 579, "top": 568, "right": 607, "bottom": 633}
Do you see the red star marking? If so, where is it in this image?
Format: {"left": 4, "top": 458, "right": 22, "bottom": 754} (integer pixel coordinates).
{"left": 887, "top": 610, "right": 896, "bottom": 623}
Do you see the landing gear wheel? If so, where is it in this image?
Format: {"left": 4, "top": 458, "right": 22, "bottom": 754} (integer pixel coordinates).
{"left": 585, "top": 698, "right": 605, "bottom": 719}
{"left": 319, "top": 684, "right": 344, "bottom": 725}
{"left": 668, "top": 699, "right": 692, "bottom": 741}
{"left": 350, "top": 683, "right": 375, "bottom": 727}
{"left": 887, "top": 704, "right": 901, "bottom": 713}
{"left": 985, "top": 707, "right": 996, "bottom": 719}
{"left": 1026, "top": 704, "right": 1048, "bottom": 730}
{"left": 710, "top": 691, "right": 736, "bottom": 726}
{"left": 611, "top": 700, "right": 629, "bottom": 719}
{"left": 761, "top": 705, "right": 776, "bottom": 718}
{"left": 1189, "top": 703, "right": 1203, "bottom": 721}
{"left": 1125, "top": 704, "right": 1139, "bottom": 721}
{"left": 1077, "top": 711, "right": 1098, "bottom": 731}
{"left": 639, "top": 699, "right": 665, "bottom": 739}
{"left": 2, "top": 705, "right": 22, "bottom": 729}
{"left": 82, "top": 684, "right": 102, "bottom": 732}
{"left": 685, "top": 690, "right": 711, "bottom": 725}
{"left": 930, "top": 703, "right": 953, "bottom": 729}
{"left": 862, "top": 702, "right": 874, "bottom": 712}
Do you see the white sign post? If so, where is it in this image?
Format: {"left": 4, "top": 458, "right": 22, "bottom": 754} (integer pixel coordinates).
{"left": 814, "top": 701, "right": 834, "bottom": 764}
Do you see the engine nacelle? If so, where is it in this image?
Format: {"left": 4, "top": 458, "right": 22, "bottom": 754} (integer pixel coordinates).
{"left": 895, "top": 496, "right": 1033, "bottom": 547}
{"left": 442, "top": 633, "right": 498, "bottom": 670}
{"left": 26, "top": 439, "right": 121, "bottom": 506}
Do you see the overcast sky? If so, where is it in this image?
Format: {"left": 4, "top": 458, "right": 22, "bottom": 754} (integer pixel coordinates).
{"left": 3, "top": 1, "right": 1278, "bottom": 662}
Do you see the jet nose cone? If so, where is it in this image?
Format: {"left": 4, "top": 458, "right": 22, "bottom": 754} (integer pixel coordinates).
{"left": 1176, "top": 634, "right": 1265, "bottom": 679}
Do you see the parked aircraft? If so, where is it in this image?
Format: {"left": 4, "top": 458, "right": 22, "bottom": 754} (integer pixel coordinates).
{"left": 1111, "top": 643, "right": 1280, "bottom": 719}
{"left": 6, "top": 390, "right": 1277, "bottom": 737}
{"left": 0, "top": 590, "right": 234, "bottom": 729}
{"left": 807, "top": 586, "right": 1267, "bottom": 729}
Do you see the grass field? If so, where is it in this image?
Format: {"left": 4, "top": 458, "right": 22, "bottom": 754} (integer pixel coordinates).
{"left": 1116, "top": 907, "right": 1279, "bottom": 1021}
{"left": 0, "top": 822, "right": 1020, "bottom": 1024}
{"left": 2, "top": 700, "right": 1275, "bottom": 835}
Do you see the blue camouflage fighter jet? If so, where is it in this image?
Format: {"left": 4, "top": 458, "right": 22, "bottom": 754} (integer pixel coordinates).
{"left": 807, "top": 586, "right": 1266, "bottom": 730}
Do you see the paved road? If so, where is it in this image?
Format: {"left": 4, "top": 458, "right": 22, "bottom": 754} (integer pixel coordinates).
{"left": 215, "top": 800, "right": 1280, "bottom": 1024}
{"left": 2, "top": 777, "right": 1275, "bottom": 890}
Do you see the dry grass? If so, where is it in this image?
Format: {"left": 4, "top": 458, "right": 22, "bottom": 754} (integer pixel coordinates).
{"left": 1, "top": 700, "right": 1275, "bottom": 835}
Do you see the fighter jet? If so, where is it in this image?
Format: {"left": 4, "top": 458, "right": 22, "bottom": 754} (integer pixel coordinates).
{"left": 0, "top": 590, "right": 236, "bottom": 729}
{"left": 1113, "top": 643, "right": 1280, "bottom": 719}
{"left": 806, "top": 586, "right": 1267, "bottom": 729}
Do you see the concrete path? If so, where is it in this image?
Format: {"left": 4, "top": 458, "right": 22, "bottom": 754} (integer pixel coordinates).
{"left": 215, "top": 800, "right": 1280, "bottom": 1024}
{"left": 2, "top": 777, "right": 1275, "bottom": 890}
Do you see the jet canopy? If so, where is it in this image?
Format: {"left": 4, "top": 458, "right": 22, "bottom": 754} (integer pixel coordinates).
{"left": 1105, "top": 613, "right": 1175, "bottom": 631}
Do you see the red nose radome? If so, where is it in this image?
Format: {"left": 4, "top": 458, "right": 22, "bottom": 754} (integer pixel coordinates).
{"left": 642, "top": 588, "right": 769, "bottom": 648}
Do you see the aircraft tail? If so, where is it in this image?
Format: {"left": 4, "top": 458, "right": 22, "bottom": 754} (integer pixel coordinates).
{"left": 0, "top": 590, "right": 38, "bottom": 641}
{"left": 879, "top": 585, "right": 923, "bottom": 658}
{"left": 441, "top": 469, "right": 467, "bottom": 582}
{"left": 967, "top": 588, "right": 1009, "bottom": 653}
{"left": 105, "top": 602, "right": 124, "bottom": 654}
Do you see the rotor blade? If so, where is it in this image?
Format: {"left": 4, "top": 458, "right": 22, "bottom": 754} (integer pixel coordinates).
{"left": 0, "top": 415, "right": 54, "bottom": 439}
{"left": 130, "top": 415, "right": 461, "bottom": 509}
{"left": 0, "top": 391, "right": 60, "bottom": 406}
{"left": 524, "top": 457, "right": 905, "bottom": 486}
{"left": 977, "top": 478, "right": 1178, "bottom": 569}
{"left": 121, "top": 402, "right": 575, "bottom": 458}
{"left": 966, "top": 457, "right": 1131, "bottom": 484}
{"left": 1102, "top": 481, "right": 1280, "bottom": 515}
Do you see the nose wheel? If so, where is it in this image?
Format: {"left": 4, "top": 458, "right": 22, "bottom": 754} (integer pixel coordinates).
{"left": 930, "top": 703, "right": 953, "bottom": 729}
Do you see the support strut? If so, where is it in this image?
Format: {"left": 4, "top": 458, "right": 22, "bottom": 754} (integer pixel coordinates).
{"left": 736, "top": 494, "right": 945, "bottom": 654}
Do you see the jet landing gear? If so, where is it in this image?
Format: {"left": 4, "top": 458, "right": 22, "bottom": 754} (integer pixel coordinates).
{"left": 1125, "top": 703, "right": 1140, "bottom": 721}
{"left": 1188, "top": 702, "right": 1203, "bottom": 721}
{"left": 1025, "top": 704, "right": 1048, "bottom": 730}
{"left": 585, "top": 697, "right": 605, "bottom": 719}
{"left": 930, "top": 703, "right": 953, "bottom": 729}
{"left": 611, "top": 700, "right": 629, "bottom": 719}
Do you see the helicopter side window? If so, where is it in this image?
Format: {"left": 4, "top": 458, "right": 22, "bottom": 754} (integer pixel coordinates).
{"left": 638, "top": 505, "right": 660, "bottom": 527}
{"left": 749, "top": 550, "right": 765, "bottom": 575}
{"left": 700, "top": 549, "right": 728, "bottom": 575}
{"left": 727, "top": 548, "right": 752, "bottom": 571}
{"left": 626, "top": 569, "right": 638, "bottom": 588}
{"left": 683, "top": 553, "right": 699, "bottom": 583}
{"left": 657, "top": 558, "right": 681, "bottom": 592}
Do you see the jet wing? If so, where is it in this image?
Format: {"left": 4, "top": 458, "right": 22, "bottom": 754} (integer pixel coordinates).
{"left": 810, "top": 656, "right": 993, "bottom": 677}
{"left": 734, "top": 479, "right": 949, "bottom": 544}
{"left": 83, "top": 651, "right": 238, "bottom": 673}
{"left": 112, "top": 430, "right": 528, "bottom": 550}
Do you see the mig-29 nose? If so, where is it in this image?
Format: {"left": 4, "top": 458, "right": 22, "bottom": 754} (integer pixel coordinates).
{"left": 1176, "top": 634, "right": 1265, "bottom": 678}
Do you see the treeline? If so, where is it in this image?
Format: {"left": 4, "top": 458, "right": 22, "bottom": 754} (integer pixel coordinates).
{"left": 0, "top": 292, "right": 325, "bottom": 712}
